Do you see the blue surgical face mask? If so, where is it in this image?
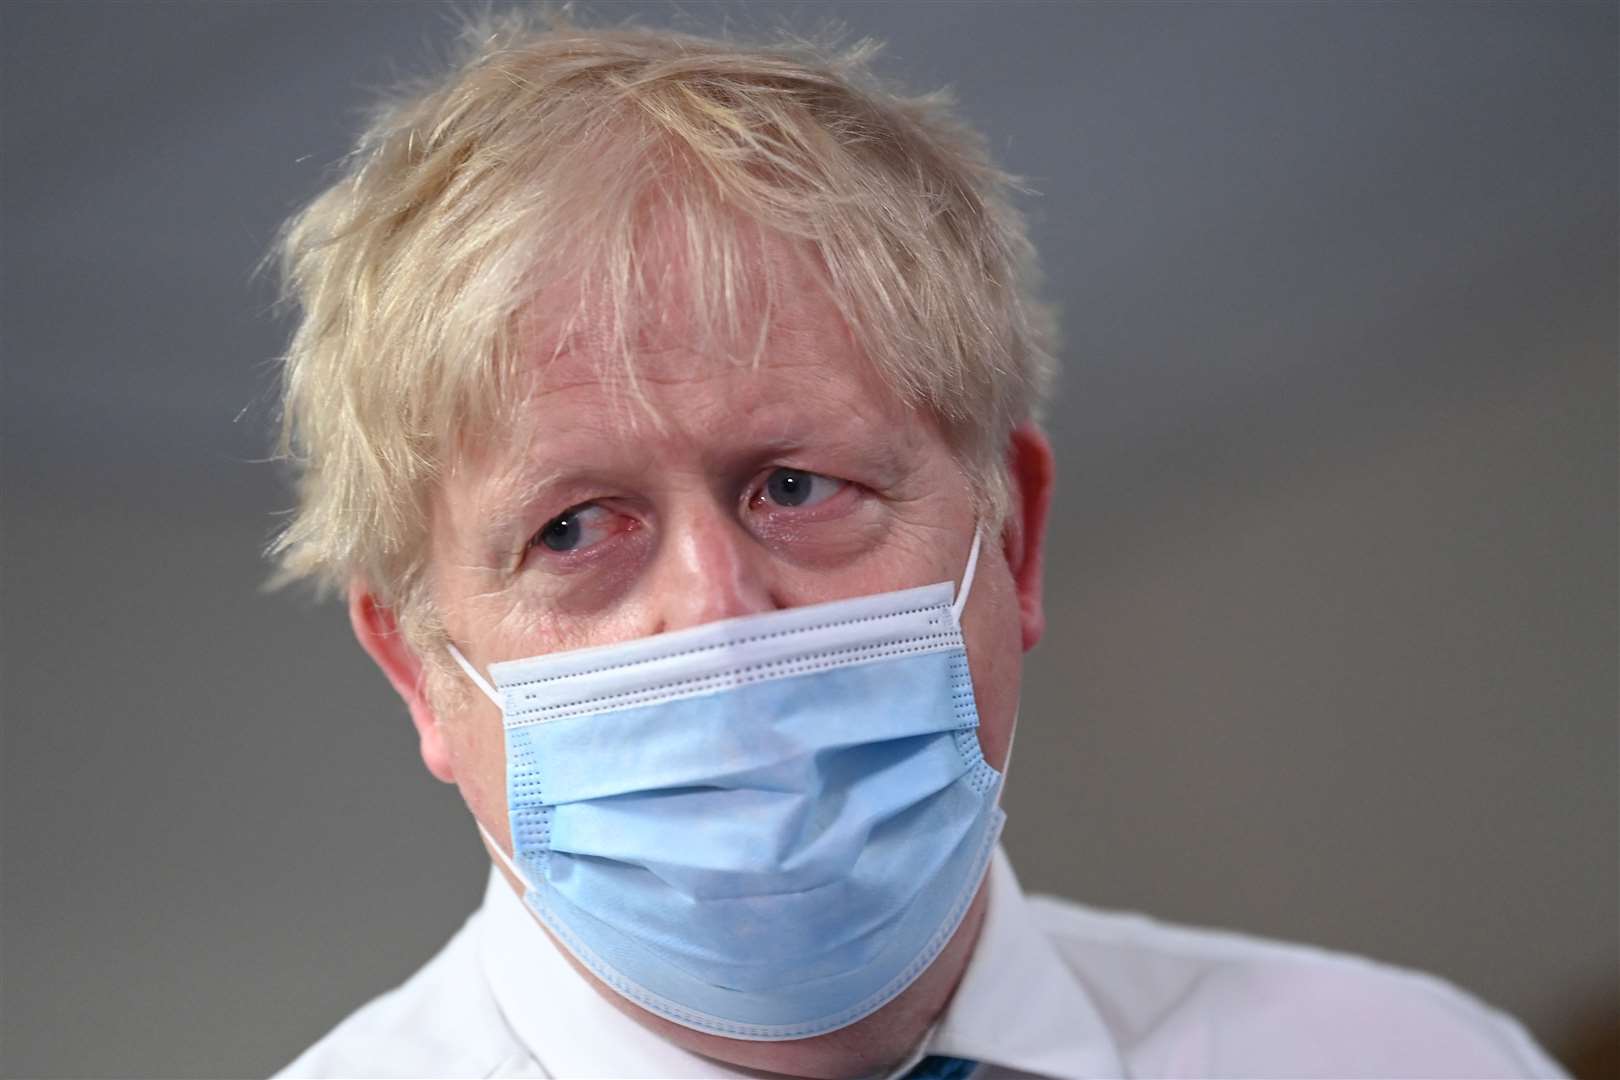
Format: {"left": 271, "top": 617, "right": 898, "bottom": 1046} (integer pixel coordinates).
{"left": 449, "top": 531, "right": 1005, "bottom": 1041}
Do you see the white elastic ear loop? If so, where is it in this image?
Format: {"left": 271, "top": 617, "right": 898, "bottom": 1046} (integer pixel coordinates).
{"left": 450, "top": 653, "right": 529, "bottom": 887}
{"left": 446, "top": 642, "right": 501, "bottom": 706}
{"left": 476, "top": 820, "right": 532, "bottom": 889}
{"left": 996, "top": 708, "right": 1020, "bottom": 797}
{"left": 951, "top": 528, "right": 984, "bottom": 622}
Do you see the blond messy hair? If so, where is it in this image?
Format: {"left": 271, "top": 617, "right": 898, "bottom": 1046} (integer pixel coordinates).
{"left": 271, "top": 7, "right": 1056, "bottom": 642}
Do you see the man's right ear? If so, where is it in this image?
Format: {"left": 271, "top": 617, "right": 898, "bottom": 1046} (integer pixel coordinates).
{"left": 348, "top": 586, "right": 457, "bottom": 784}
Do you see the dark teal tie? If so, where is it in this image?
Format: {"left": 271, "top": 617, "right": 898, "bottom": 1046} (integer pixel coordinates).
{"left": 902, "top": 1056, "right": 980, "bottom": 1080}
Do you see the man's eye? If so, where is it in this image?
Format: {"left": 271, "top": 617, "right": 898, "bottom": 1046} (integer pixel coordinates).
{"left": 530, "top": 504, "right": 615, "bottom": 554}
{"left": 756, "top": 468, "right": 845, "bottom": 509}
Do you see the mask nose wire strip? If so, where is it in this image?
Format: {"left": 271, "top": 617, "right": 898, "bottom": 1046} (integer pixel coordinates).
{"left": 447, "top": 642, "right": 501, "bottom": 706}
{"left": 951, "top": 529, "right": 983, "bottom": 622}
{"left": 450, "top": 528, "right": 982, "bottom": 700}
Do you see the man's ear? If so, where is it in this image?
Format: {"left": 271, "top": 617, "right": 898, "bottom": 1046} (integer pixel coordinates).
{"left": 348, "top": 586, "right": 457, "bottom": 784}
{"left": 1001, "top": 424, "right": 1056, "bottom": 652}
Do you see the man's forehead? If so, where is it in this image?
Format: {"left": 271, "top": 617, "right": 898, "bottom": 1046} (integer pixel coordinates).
{"left": 496, "top": 325, "right": 906, "bottom": 459}
{"left": 454, "top": 291, "right": 921, "bottom": 501}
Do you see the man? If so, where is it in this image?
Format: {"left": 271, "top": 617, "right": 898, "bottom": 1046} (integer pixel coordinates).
{"left": 272, "top": 11, "right": 1560, "bottom": 1079}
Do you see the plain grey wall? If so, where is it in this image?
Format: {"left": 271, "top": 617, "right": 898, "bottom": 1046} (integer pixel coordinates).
{"left": 2, "top": 2, "right": 1614, "bottom": 1078}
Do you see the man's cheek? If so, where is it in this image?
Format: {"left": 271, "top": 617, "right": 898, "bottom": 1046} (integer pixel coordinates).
{"left": 445, "top": 711, "right": 509, "bottom": 825}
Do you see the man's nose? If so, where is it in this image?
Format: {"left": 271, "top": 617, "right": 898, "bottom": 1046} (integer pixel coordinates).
{"left": 652, "top": 513, "right": 779, "bottom": 633}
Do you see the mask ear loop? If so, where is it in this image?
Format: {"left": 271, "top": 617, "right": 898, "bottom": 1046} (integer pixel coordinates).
{"left": 445, "top": 646, "right": 529, "bottom": 884}
{"left": 447, "top": 642, "right": 501, "bottom": 706}
{"left": 949, "top": 529, "right": 1015, "bottom": 796}
{"left": 476, "top": 819, "right": 532, "bottom": 888}
{"left": 951, "top": 528, "right": 983, "bottom": 622}
{"left": 997, "top": 709, "right": 1019, "bottom": 794}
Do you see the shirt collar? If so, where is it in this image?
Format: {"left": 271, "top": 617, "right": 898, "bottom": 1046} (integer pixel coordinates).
{"left": 476, "top": 846, "right": 1122, "bottom": 1080}
{"left": 920, "top": 847, "right": 1123, "bottom": 1079}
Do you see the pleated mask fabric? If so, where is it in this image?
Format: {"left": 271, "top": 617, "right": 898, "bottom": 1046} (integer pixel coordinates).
{"left": 451, "top": 532, "right": 1005, "bottom": 1040}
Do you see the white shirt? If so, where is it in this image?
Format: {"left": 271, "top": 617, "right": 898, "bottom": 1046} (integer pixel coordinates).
{"left": 278, "top": 848, "right": 1562, "bottom": 1079}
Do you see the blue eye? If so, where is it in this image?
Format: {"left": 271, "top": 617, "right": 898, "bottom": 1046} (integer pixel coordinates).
{"left": 531, "top": 504, "right": 615, "bottom": 553}
{"left": 760, "top": 468, "right": 844, "bottom": 508}
{"left": 538, "top": 514, "right": 581, "bottom": 551}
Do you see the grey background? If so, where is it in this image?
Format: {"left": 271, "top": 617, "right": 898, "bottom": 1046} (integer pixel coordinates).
{"left": 2, "top": 2, "right": 1614, "bottom": 1077}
